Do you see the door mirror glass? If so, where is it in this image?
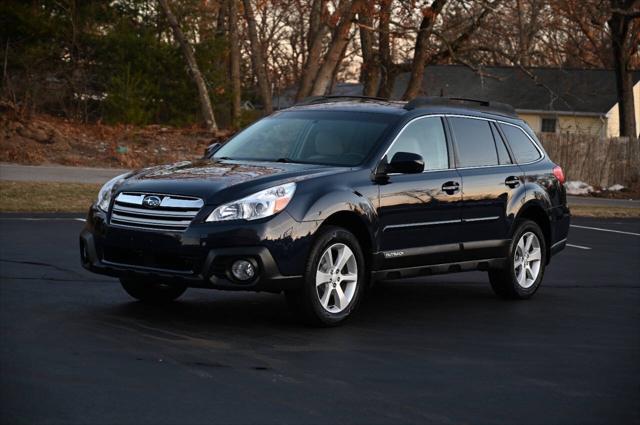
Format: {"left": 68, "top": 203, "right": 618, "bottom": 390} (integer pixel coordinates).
{"left": 388, "top": 152, "right": 424, "bottom": 174}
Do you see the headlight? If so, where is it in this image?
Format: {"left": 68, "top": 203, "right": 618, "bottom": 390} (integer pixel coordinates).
{"left": 206, "top": 182, "right": 296, "bottom": 222}
{"left": 97, "top": 173, "right": 129, "bottom": 211}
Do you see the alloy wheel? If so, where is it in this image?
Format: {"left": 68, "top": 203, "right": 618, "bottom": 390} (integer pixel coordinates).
{"left": 514, "top": 231, "right": 542, "bottom": 288}
{"left": 315, "top": 243, "right": 358, "bottom": 313}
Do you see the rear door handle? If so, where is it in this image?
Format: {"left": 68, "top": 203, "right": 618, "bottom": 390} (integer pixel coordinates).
{"left": 505, "top": 176, "right": 521, "bottom": 188}
{"left": 442, "top": 181, "right": 460, "bottom": 195}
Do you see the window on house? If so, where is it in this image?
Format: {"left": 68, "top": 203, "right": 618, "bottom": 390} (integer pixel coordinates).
{"left": 541, "top": 118, "right": 557, "bottom": 133}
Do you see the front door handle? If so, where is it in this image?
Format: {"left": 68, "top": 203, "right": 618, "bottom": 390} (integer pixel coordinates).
{"left": 505, "top": 176, "right": 521, "bottom": 188}
{"left": 442, "top": 181, "right": 460, "bottom": 195}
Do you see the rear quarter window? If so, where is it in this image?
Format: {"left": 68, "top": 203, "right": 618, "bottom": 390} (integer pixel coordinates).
{"left": 500, "top": 123, "right": 542, "bottom": 163}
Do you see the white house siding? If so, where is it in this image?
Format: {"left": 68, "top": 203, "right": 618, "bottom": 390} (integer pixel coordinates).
{"left": 518, "top": 113, "right": 605, "bottom": 137}
{"left": 518, "top": 114, "right": 541, "bottom": 132}
{"left": 606, "top": 81, "right": 640, "bottom": 137}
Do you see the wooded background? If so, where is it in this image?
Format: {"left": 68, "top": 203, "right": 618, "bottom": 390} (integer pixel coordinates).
{"left": 1, "top": 0, "right": 638, "bottom": 135}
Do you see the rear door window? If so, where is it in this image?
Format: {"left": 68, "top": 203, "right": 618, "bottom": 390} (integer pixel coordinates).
{"left": 499, "top": 123, "right": 542, "bottom": 163}
{"left": 449, "top": 117, "right": 499, "bottom": 167}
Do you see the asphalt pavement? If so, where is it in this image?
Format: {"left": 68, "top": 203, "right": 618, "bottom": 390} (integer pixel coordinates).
{"left": 0, "top": 216, "right": 639, "bottom": 425}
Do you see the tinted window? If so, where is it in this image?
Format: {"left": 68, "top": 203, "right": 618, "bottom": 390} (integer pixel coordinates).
{"left": 500, "top": 124, "right": 542, "bottom": 163}
{"left": 491, "top": 124, "right": 512, "bottom": 165}
{"left": 214, "top": 111, "right": 395, "bottom": 166}
{"left": 386, "top": 117, "right": 448, "bottom": 170}
{"left": 449, "top": 117, "right": 498, "bottom": 167}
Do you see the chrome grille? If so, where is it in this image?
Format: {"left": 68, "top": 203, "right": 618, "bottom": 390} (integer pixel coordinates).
{"left": 110, "top": 192, "right": 204, "bottom": 232}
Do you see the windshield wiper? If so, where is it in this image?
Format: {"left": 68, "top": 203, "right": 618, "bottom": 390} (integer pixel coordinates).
{"left": 275, "top": 157, "right": 295, "bottom": 163}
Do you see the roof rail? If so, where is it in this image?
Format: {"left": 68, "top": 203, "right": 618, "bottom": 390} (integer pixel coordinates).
{"left": 296, "top": 95, "right": 389, "bottom": 105}
{"left": 404, "top": 96, "right": 517, "bottom": 117}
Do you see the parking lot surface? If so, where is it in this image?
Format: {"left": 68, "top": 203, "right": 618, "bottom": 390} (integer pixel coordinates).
{"left": 1, "top": 216, "right": 638, "bottom": 424}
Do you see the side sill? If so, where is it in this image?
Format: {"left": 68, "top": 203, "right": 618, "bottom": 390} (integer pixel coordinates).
{"left": 371, "top": 258, "right": 507, "bottom": 282}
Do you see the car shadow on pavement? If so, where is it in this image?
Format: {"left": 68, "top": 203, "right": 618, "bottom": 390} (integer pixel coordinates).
{"left": 89, "top": 276, "right": 517, "bottom": 334}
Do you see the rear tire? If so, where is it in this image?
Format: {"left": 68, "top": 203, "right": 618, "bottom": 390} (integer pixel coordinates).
{"left": 120, "top": 278, "right": 187, "bottom": 303}
{"left": 285, "top": 226, "right": 366, "bottom": 327}
{"left": 489, "top": 219, "right": 546, "bottom": 299}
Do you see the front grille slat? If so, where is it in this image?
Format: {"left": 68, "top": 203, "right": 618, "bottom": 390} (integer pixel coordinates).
{"left": 112, "top": 205, "right": 198, "bottom": 217}
{"left": 110, "top": 192, "right": 203, "bottom": 232}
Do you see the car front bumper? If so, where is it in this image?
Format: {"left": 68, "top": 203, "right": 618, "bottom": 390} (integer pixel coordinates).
{"left": 80, "top": 206, "right": 319, "bottom": 292}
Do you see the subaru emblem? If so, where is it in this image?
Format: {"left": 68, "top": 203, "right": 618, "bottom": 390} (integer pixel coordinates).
{"left": 142, "top": 195, "right": 162, "bottom": 208}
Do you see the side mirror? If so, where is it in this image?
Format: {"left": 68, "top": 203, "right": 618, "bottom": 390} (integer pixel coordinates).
{"left": 388, "top": 152, "right": 424, "bottom": 174}
{"left": 203, "top": 142, "right": 221, "bottom": 159}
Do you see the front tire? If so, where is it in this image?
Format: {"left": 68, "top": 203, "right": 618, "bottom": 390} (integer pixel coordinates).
{"left": 285, "top": 226, "right": 366, "bottom": 326}
{"left": 489, "top": 219, "right": 546, "bottom": 299}
{"left": 120, "top": 278, "right": 187, "bottom": 303}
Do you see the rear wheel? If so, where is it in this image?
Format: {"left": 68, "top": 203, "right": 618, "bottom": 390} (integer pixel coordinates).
{"left": 285, "top": 226, "right": 366, "bottom": 326}
{"left": 120, "top": 278, "right": 187, "bottom": 303}
{"left": 489, "top": 219, "right": 546, "bottom": 299}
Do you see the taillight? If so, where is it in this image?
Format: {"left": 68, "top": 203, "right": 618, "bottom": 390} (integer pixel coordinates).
{"left": 553, "top": 166, "right": 565, "bottom": 185}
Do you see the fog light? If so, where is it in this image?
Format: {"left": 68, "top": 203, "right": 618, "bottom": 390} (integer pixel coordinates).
{"left": 231, "top": 259, "right": 256, "bottom": 281}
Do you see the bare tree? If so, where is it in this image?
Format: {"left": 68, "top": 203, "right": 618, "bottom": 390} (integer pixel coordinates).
{"left": 609, "top": 0, "right": 639, "bottom": 137}
{"left": 402, "top": 0, "right": 448, "bottom": 100}
{"left": 228, "top": 0, "right": 242, "bottom": 126}
{"left": 310, "top": 0, "right": 363, "bottom": 96}
{"left": 296, "top": 0, "right": 329, "bottom": 100}
{"left": 242, "top": 0, "right": 273, "bottom": 114}
{"left": 157, "top": 0, "right": 218, "bottom": 132}
{"left": 358, "top": 5, "right": 380, "bottom": 96}
{"left": 376, "top": 0, "right": 394, "bottom": 98}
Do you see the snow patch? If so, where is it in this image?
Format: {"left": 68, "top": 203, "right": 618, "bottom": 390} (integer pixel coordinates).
{"left": 607, "top": 184, "right": 625, "bottom": 192}
{"left": 565, "top": 181, "right": 594, "bottom": 195}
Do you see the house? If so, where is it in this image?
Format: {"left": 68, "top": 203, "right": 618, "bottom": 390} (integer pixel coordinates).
{"left": 275, "top": 65, "right": 640, "bottom": 137}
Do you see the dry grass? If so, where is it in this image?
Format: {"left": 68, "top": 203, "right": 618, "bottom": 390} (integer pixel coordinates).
{"left": 570, "top": 204, "right": 640, "bottom": 218}
{"left": 0, "top": 181, "right": 100, "bottom": 212}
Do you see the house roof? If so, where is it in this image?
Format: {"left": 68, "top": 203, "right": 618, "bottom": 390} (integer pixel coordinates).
{"left": 394, "top": 65, "right": 640, "bottom": 115}
{"left": 274, "top": 65, "right": 640, "bottom": 114}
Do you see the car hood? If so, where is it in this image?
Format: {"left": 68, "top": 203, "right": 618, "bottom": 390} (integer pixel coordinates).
{"left": 116, "top": 159, "right": 345, "bottom": 203}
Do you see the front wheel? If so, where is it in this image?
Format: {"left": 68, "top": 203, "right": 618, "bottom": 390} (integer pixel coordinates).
{"left": 285, "top": 226, "right": 366, "bottom": 326}
{"left": 489, "top": 220, "right": 546, "bottom": 299}
{"left": 120, "top": 278, "right": 187, "bottom": 304}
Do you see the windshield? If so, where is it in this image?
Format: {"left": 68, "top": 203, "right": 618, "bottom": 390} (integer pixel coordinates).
{"left": 213, "top": 111, "right": 397, "bottom": 166}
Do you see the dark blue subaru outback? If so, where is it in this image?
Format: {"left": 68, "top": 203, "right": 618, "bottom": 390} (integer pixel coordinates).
{"left": 80, "top": 96, "right": 570, "bottom": 326}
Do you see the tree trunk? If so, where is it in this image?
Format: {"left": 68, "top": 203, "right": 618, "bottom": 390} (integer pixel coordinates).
{"left": 329, "top": 34, "right": 351, "bottom": 93}
{"left": 609, "top": 0, "right": 637, "bottom": 137}
{"left": 359, "top": 6, "right": 380, "bottom": 96}
{"left": 376, "top": 0, "right": 394, "bottom": 98}
{"left": 401, "top": 0, "right": 448, "bottom": 100}
{"left": 242, "top": 0, "right": 273, "bottom": 114}
{"left": 228, "top": 0, "right": 241, "bottom": 126}
{"left": 310, "top": 0, "right": 361, "bottom": 96}
{"left": 296, "top": 0, "right": 328, "bottom": 101}
{"left": 158, "top": 0, "right": 217, "bottom": 132}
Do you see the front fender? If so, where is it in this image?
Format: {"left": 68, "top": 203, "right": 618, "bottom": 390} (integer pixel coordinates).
{"left": 287, "top": 182, "right": 379, "bottom": 245}
{"left": 291, "top": 186, "right": 376, "bottom": 224}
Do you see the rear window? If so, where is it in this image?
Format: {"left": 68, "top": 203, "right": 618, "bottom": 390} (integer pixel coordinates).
{"left": 449, "top": 117, "right": 499, "bottom": 167}
{"left": 500, "top": 124, "right": 542, "bottom": 163}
